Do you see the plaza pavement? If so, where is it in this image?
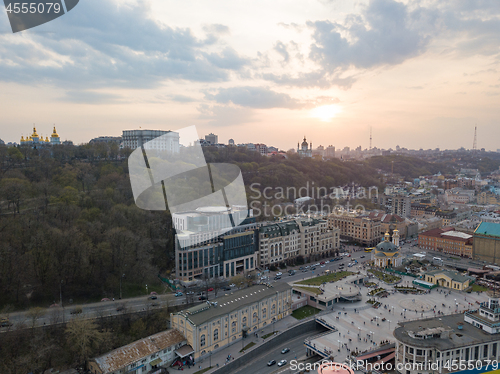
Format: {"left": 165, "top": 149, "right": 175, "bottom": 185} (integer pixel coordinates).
{"left": 168, "top": 272, "right": 490, "bottom": 374}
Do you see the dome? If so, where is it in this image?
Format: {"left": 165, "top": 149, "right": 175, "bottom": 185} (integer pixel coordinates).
{"left": 301, "top": 136, "right": 308, "bottom": 147}
{"left": 31, "top": 126, "right": 38, "bottom": 137}
{"left": 51, "top": 125, "right": 59, "bottom": 138}
{"left": 376, "top": 240, "right": 398, "bottom": 252}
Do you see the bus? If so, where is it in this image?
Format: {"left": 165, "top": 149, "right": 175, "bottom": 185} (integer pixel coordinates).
{"left": 365, "top": 247, "right": 374, "bottom": 252}
{"left": 433, "top": 257, "right": 443, "bottom": 265}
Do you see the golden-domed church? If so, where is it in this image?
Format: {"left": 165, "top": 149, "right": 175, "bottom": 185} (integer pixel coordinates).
{"left": 20, "top": 125, "right": 61, "bottom": 146}
{"left": 297, "top": 136, "right": 312, "bottom": 157}
{"left": 372, "top": 230, "right": 403, "bottom": 268}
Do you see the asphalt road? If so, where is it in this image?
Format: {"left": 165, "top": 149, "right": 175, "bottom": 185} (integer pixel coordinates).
{"left": 232, "top": 330, "right": 318, "bottom": 374}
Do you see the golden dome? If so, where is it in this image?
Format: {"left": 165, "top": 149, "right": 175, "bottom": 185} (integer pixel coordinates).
{"left": 51, "top": 125, "right": 59, "bottom": 138}
{"left": 31, "top": 126, "right": 39, "bottom": 138}
{"left": 20, "top": 135, "right": 25, "bottom": 142}
{"left": 45, "top": 136, "right": 50, "bottom": 142}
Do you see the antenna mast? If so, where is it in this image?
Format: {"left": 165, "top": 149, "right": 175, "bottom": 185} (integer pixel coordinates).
{"left": 370, "top": 126, "right": 372, "bottom": 150}
{"left": 473, "top": 126, "right": 477, "bottom": 152}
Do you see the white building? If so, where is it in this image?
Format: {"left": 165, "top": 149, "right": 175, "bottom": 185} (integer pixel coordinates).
{"left": 122, "top": 129, "right": 180, "bottom": 152}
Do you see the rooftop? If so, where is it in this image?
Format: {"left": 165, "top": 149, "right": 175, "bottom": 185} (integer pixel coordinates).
{"left": 393, "top": 313, "right": 498, "bottom": 350}
{"left": 176, "top": 283, "right": 292, "bottom": 326}
{"left": 92, "top": 329, "right": 185, "bottom": 374}
{"left": 475, "top": 222, "right": 500, "bottom": 238}
{"left": 424, "top": 269, "right": 474, "bottom": 283}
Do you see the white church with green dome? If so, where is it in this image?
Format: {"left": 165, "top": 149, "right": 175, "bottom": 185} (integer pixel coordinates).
{"left": 372, "top": 230, "right": 403, "bottom": 268}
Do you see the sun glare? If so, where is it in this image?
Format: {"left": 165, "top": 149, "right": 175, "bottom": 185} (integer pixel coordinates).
{"left": 310, "top": 104, "right": 342, "bottom": 122}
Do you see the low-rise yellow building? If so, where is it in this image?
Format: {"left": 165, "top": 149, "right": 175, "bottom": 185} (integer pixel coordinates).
{"left": 170, "top": 283, "right": 292, "bottom": 360}
{"left": 423, "top": 270, "right": 474, "bottom": 291}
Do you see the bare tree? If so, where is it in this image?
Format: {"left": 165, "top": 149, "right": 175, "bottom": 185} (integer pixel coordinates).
{"left": 27, "top": 307, "right": 45, "bottom": 329}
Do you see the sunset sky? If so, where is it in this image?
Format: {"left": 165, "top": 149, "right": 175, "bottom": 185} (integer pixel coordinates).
{"left": 0, "top": 0, "right": 499, "bottom": 150}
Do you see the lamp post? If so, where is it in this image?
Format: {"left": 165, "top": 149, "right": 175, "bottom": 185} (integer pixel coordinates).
{"left": 119, "top": 273, "right": 125, "bottom": 300}
{"left": 209, "top": 350, "right": 212, "bottom": 368}
{"left": 146, "top": 284, "right": 148, "bottom": 295}
{"left": 338, "top": 340, "right": 341, "bottom": 352}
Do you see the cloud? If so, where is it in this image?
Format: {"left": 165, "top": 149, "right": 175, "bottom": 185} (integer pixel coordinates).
{"left": 197, "top": 104, "right": 256, "bottom": 127}
{"left": 0, "top": 0, "right": 248, "bottom": 98}
{"left": 307, "top": 0, "right": 432, "bottom": 71}
{"left": 204, "top": 86, "right": 304, "bottom": 109}
{"left": 169, "top": 94, "right": 197, "bottom": 103}
{"left": 59, "top": 90, "right": 124, "bottom": 104}
{"left": 202, "top": 24, "right": 230, "bottom": 35}
{"left": 274, "top": 41, "right": 289, "bottom": 63}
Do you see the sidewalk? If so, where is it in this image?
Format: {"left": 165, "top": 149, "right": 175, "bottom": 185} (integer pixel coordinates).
{"left": 175, "top": 315, "right": 300, "bottom": 374}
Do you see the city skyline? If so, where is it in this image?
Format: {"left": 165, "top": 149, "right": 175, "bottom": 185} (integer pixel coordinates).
{"left": 0, "top": 0, "right": 499, "bottom": 150}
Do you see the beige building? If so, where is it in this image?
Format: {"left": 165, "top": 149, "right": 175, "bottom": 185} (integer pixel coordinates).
{"left": 327, "top": 212, "right": 381, "bottom": 247}
{"left": 258, "top": 218, "right": 339, "bottom": 267}
{"left": 423, "top": 270, "right": 474, "bottom": 291}
{"left": 473, "top": 222, "right": 500, "bottom": 265}
{"left": 88, "top": 329, "right": 187, "bottom": 374}
{"left": 478, "top": 192, "right": 499, "bottom": 205}
{"left": 170, "top": 283, "right": 292, "bottom": 360}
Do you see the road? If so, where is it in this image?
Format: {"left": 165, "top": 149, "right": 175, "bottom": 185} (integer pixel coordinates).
{"left": 232, "top": 330, "right": 320, "bottom": 374}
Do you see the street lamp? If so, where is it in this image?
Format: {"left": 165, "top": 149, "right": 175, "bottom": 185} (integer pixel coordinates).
{"left": 338, "top": 340, "right": 341, "bottom": 352}
{"left": 119, "top": 273, "right": 125, "bottom": 300}
{"left": 146, "top": 284, "right": 148, "bottom": 295}
{"left": 209, "top": 351, "right": 212, "bottom": 368}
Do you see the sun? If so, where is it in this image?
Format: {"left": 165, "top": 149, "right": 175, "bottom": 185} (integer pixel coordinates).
{"left": 310, "top": 104, "right": 342, "bottom": 122}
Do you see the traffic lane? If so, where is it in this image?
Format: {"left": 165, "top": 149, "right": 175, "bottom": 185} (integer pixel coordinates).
{"left": 233, "top": 331, "right": 313, "bottom": 374}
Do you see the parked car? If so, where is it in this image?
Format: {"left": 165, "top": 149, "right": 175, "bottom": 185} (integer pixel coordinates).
{"left": 278, "top": 359, "right": 287, "bottom": 367}
{"left": 360, "top": 255, "right": 365, "bottom": 258}
{"left": 70, "top": 307, "right": 83, "bottom": 315}
{"left": 222, "top": 286, "right": 231, "bottom": 291}
{"left": 267, "top": 360, "right": 276, "bottom": 366}
{"left": 320, "top": 261, "right": 325, "bottom": 265}
{"left": 281, "top": 348, "right": 290, "bottom": 354}
{"left": 229, "top": 283, "right": 235, "bottom": 287}
{"left": 276, "top": 272, "right": 282, "bottom": 276}
{"left": 150, "top": 291, "right": 158, "bottom": 295}
{"left": 199, "top": 296, "right": 207, "bottom": 300}
{"left": 274, "top": 276, "right": 281, "bottom": 280}
{"left": 149, "top": 295, "right": 158, "bottom": 300}
{"left": 208, "top": 287, "right": 214, "bottom": 292}
{"left": 175, "top": 292, "right": 183, "bottom": 297}
{"left": 320, "top": 265, "right": 325, "bottom": 268}
{"left": 311, "top": 266, "right": 316, "bottom": 270}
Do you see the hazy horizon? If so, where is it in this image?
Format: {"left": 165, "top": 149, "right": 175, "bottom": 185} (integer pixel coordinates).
{"left": 1, "top": 0, "right": 499, "bottom": 151}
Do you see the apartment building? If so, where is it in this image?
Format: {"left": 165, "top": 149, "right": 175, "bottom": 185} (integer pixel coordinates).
{"left": 418, "top": 227, "right": 473, "bottom": 258}
{"left": 258, "top": 218, "right": 339, "bottom": 267}
{"left": 327, "top": 212, "right": 381, "bottom": 247}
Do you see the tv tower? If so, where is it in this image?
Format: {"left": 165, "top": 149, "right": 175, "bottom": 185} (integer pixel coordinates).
{"left": 473, "top": 126, "right": 477, "bottom": 152}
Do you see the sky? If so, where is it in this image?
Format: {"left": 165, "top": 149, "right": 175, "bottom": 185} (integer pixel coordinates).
{"left": 0, "top": 0, "right": 499, "bottom": 150}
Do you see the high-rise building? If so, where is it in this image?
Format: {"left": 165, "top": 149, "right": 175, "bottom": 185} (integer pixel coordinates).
{"left": 122, "top": 129, "right": 179, "bottom": 152}
{"left": 205, "top": 133, "right": 218, "bottom": 145}
{"left": 327, "top": 212, "right": 381, "bottom": 247}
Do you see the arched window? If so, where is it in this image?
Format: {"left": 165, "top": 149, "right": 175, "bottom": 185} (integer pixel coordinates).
{"left": 253, "top": 312, "right": 258, "bottom": 324}
{"left": 200, "top": 334, "right": 206, "bottom": 347}
{"left": 271, "top": 304, "right": 276, "bottom": 315}
{"left": 231, "top": 321, "right": 237, "bottom": 333}
{"left": 262, "top": 308, "right": 267, "bottom": 319}
{"left": 214, "top": 329, "right": 219, "bottom": 341}
{"left": 242, "top": 316, "right": 247, "bottom": 327}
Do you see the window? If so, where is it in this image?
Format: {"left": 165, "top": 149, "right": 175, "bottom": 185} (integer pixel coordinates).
{"left": 262, "top": 308, "right": 267, "bottom": 319}
{"left": 214, "top": 329, "right": 219, "bottom": 340}
{"left": 253, "top": 312, "right": 258, "bottom": 324}
{"left": 200, "top": 334, "right": 206, "bottom": 347}
{"left": 242, "top": 316, "right": 247, "bottom": 327}
{"left": 231, "top": 321, "right": 236, "bottom": 333}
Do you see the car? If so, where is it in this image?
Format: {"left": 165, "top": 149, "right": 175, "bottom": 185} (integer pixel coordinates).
{"left": 70, "top": 307, "right": 83, "bottom": 315}
{"left": 302, "top": 269, "right": 308, "bottom": 272}
{"left": 208, "top": 287, "right": 214, "bottom": 292}
{"left": 305, "top": 265, "right": 310, "bottom": 269}
{"left": 348, "top": 254, "right": 351, "bottom": 257}
{"left": 222, "top": 286, "right": 231, "bottom": 291}
{"left": 199, "top": 296, "right": 207, "bottom": 300}
{"left": 311, "top": 266, "right": 316, "bottom": 270}
{"left": 274, "top": 276, "right": 281, "bottom": 280}
{"left": 320, "top": 265, "right": 325, "bottom": 268}
{"left": 267, "top": 360, "right": 276, "bottom": 366}
{"left": 186, "top": 291, "right": 194, "bottom": 295}
{"left": 299, "top": 266, "right": 304, "bottom": 270}
{"left": 281, "top": 347, "right": 290, "bottom": 354}
{"left": 229, "top": 284, "right": 235, "bottom": 287}
{"left": 116, "top": 304, "right": 126, "bottom": 312}
{"left": 276, "top": 272, "right": 282, "bottom": 276}
{"left": 175, "top": 292, "right": 183, "bottom": 297}
{"left": 150, "top": 291, "right": 158, "bottom": 295}
{"left": 149, "top": 295, "right": 158, "bottom": 300}
{"left": 360, "top": 255, "right": 365, "bottom": 258}
{"left": 320, "top": 261, "right": 325, "bottom": 265}
{"left": 278, "top": 359, "right": 287, "bottom": 367}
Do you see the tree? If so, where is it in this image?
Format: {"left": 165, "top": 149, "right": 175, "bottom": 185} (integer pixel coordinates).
{"left": 65, "top": 318, "right": 104, "bottom": 365}
{"left": 27, "top": 307, "right": 45, "bottom": 329}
